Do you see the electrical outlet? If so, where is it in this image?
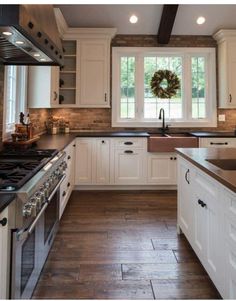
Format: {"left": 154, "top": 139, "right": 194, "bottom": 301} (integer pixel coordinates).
{"left": 218, "top": 114, "right": 226, "bottom": 122}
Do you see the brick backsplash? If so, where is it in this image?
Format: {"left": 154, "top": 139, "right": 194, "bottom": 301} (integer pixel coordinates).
{"left": 0, "top": 35, "right": 235, "bottom": 136}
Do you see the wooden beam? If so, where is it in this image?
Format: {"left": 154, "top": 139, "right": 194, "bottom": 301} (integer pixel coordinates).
{"left": 157, "top": 5, "right": 179, "bottom": 44}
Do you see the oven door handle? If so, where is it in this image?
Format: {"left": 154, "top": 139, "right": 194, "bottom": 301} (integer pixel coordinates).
{"left": 47, "top": 174, "right": 66, "bottom": 203}
{"left": 17, "top": 202, "right": 49, "bottom": 241}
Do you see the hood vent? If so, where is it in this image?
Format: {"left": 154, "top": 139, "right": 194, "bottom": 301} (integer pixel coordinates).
{"left": 0, "top": 5, "right": 64, "bottom": 66}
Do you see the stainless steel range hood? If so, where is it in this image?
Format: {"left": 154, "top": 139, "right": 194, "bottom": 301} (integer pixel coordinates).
{"left": 0, "top": 5, "right": 64, "bottom": 66}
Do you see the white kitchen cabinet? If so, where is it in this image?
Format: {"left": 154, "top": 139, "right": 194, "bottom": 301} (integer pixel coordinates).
{"left": 60, "top": 140, "right": 76, "bottom": 218}
{"left": 75, "top": 138, "right": 94, "bottom": 184}
{"left": 95, "top": 139, "right": 110, "bottom": 184}
{"left": 177, "top": 157, "right": 194, "bottom": 241}
{"left": 214, "top": 30, "right": 236, "bottom": 108}
{"left": 75, "top": 138, "right": 110, "bottom": 185}
{"left": 199, "top": 137, "right": 236, "bottom": 148}
{"left": 147, "top": 153, "right": 177, "bottom": 185}
{"left": 113, "top": 149, "right": 145, "bottom": 184}
{"left": 28, "top": 66, "right": 60, "bottom": 108}
{"left": 177, "top": 156, "right": 226, "bottom": 297}
{"left": 79, "top": 39, "right": 110, "bottom": 107}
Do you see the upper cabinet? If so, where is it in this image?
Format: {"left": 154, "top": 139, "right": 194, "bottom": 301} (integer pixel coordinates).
{"left": 28, "top": 66, "right": 60, "bottom": 108}
{"left": 214, "top": 30, "right": 236, "bottom": 108}
{"left": 28, "top": 28, "right": 116, "bottom": 109}
{"left": 79, "top": 39, "right": 110, "bottom": 107}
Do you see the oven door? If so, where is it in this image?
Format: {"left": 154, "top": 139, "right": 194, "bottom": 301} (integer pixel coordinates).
{"left": 42, "top": 179, "right": 62, "bottom": 260}
{"left": 11, "top": 202, "right": 48, "bottom": 299}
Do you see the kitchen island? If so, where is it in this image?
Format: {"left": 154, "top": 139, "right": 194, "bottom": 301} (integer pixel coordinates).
{"left": 176, "top": 147, "right": 236, "bottom": 299}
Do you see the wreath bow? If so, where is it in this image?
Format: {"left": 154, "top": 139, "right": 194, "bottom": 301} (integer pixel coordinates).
{"left": 150, "top": 69, "right": 180, "bottom": 99}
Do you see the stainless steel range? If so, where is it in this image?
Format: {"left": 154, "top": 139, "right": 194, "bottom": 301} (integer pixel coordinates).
{"left": 1, "top": 149, "right": 68, "bottom": 299}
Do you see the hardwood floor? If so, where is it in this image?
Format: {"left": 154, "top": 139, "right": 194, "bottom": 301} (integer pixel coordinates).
{"left": 33, "top": 190, "right": 221, "bottom": 299}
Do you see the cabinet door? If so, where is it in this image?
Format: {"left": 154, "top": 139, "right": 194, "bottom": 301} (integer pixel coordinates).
{"left": 114, "top": 149, "right": 144, "bottom": 184}
{"left": 50, "top": 66, "right": 59, "bottom": 106}
{"left": 0, "top": 207, "right": 9, "bottom": 299}
{"left": 177, "top": 157, "right": 194, "bottom": 241}
{"left": 147, "top": 154, "right": 176, "bottom": 184}
{"left": 227, "top": 42, "right": 236, "bottom": 107}
{"left": 79, "top": 40, "right": 109, "bottom": 107}
{"left": 95, "top": 139, "right": 110, "bottom": 184}
{"left": 75, "top": 139, "right": 94, "bottom": 184}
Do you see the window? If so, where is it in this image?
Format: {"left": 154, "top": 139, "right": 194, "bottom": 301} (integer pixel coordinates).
{"left": 112, "top": 47, "right": 216, "bottom": 127}
{"left": 3, "top": 66, "right": 27, "bottom": 138}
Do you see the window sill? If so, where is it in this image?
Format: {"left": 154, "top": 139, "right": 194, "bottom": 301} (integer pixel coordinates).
{"left": 112, "top": 119, "right": 217, "bottom": 128}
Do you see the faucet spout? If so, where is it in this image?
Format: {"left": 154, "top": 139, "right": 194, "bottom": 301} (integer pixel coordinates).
{"left": 158, "top": 108, "right": 168, "bottom": 134}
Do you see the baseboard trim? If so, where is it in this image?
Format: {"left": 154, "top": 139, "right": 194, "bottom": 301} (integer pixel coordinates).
{"left": 74, "top": 185, "right": 177, "bottom": 191}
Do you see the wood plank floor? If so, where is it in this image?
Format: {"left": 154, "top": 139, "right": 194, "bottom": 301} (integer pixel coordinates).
{"left": 33, "top": 190, "right": 221, "bottom": 300}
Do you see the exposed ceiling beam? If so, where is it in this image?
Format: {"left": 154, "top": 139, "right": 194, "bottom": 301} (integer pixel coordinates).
{"left": 157, "top": 4, "right": 179, "bottom": 44}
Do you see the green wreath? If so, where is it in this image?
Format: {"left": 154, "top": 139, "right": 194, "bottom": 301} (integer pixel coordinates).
{"left": 150, "top": 69, "right": 180, "bottom": 99}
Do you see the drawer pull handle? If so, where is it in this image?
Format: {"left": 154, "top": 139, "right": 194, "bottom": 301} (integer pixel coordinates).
{"left": 229, "top": 94, "right": 232, "bottom": 103}
{"left": 53, "top": 91, "right": 58, "bottom": 101}
{"left": 104, "top": 93, "right": 107, "bottom": 102}
{"left": 67, "top": 155, "right": 71, "bottom": 160}
{"left": 67, "top": 182, "right": 71, "bottom": 188}
{"left": 210, "top": 142, "right": 228, "bottom": 145}
{"left": 124, "top": 142, "right": 133, "bottom": 145}
{"left": 198, "top": 199, "right": 207, "bottom": 208}
{"left": 124, "top": 150, "right": 133, "bottom": 154}
{"left": 0, "top": 217, "right": 7, "bottom": 227}
{"left": 62, "top": 191, "right": 66, "bottom": 197}
{"left": 185, "top": 169, "right": 190, "bottom": 184}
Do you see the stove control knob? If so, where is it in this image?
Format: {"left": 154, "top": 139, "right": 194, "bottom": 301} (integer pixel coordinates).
{"left": 22, "top": 204, "right": 33, "bottom": 218}
{"left": 29, "top": 198, "right": 37, "bottom": 217}
{"left": 44, "top": 181, "right": 51, "bottom": 198}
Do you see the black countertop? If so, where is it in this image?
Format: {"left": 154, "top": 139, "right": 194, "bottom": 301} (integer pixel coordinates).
{"left": 190, "top": 131, "right": 236, "bottom": 138}
{"left": 176, "top": 147, "right": 236, "bottom": 193}
{"left": 0, "top": 193, "right": 15, "bottom": 213}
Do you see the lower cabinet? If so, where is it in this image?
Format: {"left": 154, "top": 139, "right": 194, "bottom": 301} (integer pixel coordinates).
{"left": 59, "top": 140, "right": 76, "bottom": 219}
{"left": 114, "top": 148, "right": 144, "bottom": 184}
{"left": 75, "top": 137, "right": 177, "bottom": 186}
{"left": 147, "top": 153, "right": 177, "bottom": 185}
{"left": 177, "top": 155, "right": 231, "bottom": 298}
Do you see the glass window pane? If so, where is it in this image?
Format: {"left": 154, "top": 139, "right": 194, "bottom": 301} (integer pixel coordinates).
{"left": 191, "top": 57, "right": 206, "bottom": 119}
{"left": 120, "top": 57, "right": 135, "bottom": 119}
{"left": 144, "top": 56, "right": 182, "bottom": 119}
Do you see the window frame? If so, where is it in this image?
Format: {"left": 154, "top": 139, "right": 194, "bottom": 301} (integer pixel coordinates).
{"left": 3, "top": 65, "right": 27, "bottom": 140}
{"left": 112, "top": 47, "right": 217, "bottom": 128}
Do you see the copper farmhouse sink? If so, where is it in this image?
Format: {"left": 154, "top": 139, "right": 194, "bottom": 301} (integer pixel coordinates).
{"left": 148, "top": 133, "right": 199, "bottom": 152}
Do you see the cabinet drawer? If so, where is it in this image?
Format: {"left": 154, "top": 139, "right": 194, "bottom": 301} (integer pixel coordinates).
{"left": 114, "top": 138, "right": 145, "bottom": 149}
{"left": 199, "top": 137, "right": 236, "bottom": 148}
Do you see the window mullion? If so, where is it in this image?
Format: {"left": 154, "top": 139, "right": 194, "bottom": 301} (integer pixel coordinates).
{"left": 184, "top": 54, "right": 191, "bottom": 121}
{"left": 136, "top": 54, "right": 144, "bottom": 121}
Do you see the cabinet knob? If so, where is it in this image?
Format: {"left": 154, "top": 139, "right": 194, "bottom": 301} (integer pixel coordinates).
{"left": 0, "top": 217, "right": 7, "bottom": 227}
{"left": 174, "top": 157, "right": 177, "bottom": 160}
{"left": 170, "top": 157, "right": 173, "bottom": 160}
{"left": 67, "top": 155, "right": 71, "bottom": 160}
{"left": 62, "top": 191, "right": 66, "bottom": 197}
{"left": 53, "top": 91, "right": 58, "bottom": 101}
{"left": 67, "top": 182, "right": 71, "bottom": 188}
{"left": 198, "top": 199, "right": 207, "bottom": 208}
{"left": 73, "top": 144, "right": 76, "bottom": 147}
{"left": 101, "top": 140, "right": 105, "bottom": 144}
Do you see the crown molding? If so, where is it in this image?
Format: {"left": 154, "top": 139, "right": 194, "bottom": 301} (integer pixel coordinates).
{"left": 54, "top": 8, "right": 117, "bottom": 41}
{"left": 213, "top": 29, "right": 236, "bottom": 44}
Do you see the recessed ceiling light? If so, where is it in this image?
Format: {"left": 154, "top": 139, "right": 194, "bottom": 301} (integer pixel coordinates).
{"left": 33, "top": 53, "right": 40, "bottom": 57}
{"left": 15, "top": 40, "right": 24, "bottom": 45}
{"left": 2, "top": 31, "right": 12, "bottom": 36}
{"left": 129, "top": 15, "right": 138, "bottom": 24}
{"left": 40, "top": 58, "right": 46, "bottom": 61}
{"left": 196, "top": 16, "right": 206, "bottom": 25}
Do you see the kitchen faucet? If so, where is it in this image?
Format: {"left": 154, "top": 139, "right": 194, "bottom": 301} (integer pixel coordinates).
{"left": 158, "top": 108, "right": 169, "bottom": 134}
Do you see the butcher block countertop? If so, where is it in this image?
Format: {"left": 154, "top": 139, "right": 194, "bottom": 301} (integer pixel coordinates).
{"left": 176, "top": 147, "right": 236, "bottom": 193}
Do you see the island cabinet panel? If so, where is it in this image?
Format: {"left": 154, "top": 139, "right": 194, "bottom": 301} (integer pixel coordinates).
{"left": 177, "top": 157, "right": 194, "bottom": 242}
{"left": 95, "top": 139, "right": 110, "bottom": 184}
{"left": 177, "top": 155, "right": 227, "bottom": 298}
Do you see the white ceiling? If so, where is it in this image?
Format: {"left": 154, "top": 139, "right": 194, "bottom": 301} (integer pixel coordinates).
{"left": 56, "top": 4, "right": 236, "bottom": 35}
